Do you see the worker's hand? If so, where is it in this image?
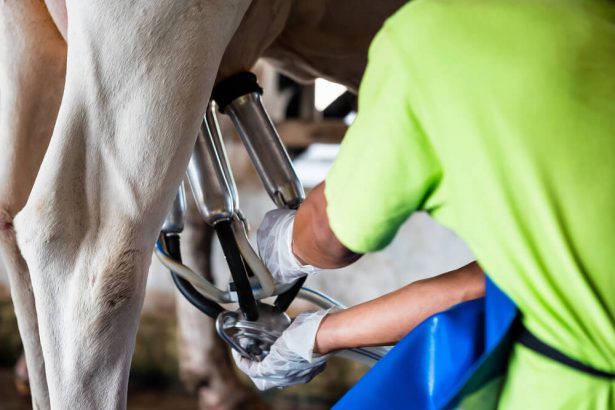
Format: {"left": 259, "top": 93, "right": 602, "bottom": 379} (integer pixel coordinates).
{"left": 257, "top": 209, "right": 322, "bottom": 286}
{"left": 232, "top": 309, "right": 332, "bottom": 390}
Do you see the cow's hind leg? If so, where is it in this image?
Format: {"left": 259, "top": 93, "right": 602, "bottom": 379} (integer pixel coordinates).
{"left": 13, "top": 1, "right": 251, "bottom": 408}
{"left": 0, "top": 1, "right": 67, "bottom": 408}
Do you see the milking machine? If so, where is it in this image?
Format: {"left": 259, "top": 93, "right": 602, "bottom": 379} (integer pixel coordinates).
{"left": 156, "top": 72, "right": 387, "bottom": 365}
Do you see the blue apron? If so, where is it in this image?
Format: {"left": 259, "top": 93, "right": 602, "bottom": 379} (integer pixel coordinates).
{"left": 334, "top": 276, "right": 518, "bottom": 410}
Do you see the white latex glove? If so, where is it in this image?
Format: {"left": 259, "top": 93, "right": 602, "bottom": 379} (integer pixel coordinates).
{"left": 232, "top": 309, "right": 331, "bottom": 390}
{"left": 257, "top": 209, "right": 322, "bottom": 286}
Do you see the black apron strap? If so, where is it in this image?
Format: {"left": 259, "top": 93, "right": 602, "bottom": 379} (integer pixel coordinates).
{"left": 518, "top": 326, "right": 615, "bottom": 380}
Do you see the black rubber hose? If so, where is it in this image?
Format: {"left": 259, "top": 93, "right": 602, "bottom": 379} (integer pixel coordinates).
{"left": 274, "top": 276, "right": 306, "bottom": 313}
{"left": 163, "top": 234, "right": 224, "bottom": 319}
{"left": 215, "top": 220, "right": 259, "bottom": 321}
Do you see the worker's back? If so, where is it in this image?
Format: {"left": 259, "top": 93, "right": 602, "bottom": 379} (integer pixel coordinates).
{"left": 326, "top": 0, "right": 615, "bottom": 407}
{"left": 399, "top": 0, "right": 614, "bottom": 407}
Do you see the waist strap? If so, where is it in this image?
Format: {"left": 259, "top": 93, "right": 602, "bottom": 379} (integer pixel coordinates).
{"left": 518, "top": 327, "right": 615, "bottom": 380}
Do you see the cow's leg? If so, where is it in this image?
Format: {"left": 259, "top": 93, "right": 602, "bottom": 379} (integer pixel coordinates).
{"left": 13, "top": 1, "right": 251, "bottom": 407}
{"left": 0, "top": 1, "right": 67, "bottom": 408}
{"left": 176, "top": 194, "right": 260, "bottom": 410}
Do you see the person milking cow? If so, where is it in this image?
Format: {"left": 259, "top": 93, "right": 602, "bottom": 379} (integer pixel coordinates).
{"left": 232, "top": 1, "right": 615, "bottom": 408}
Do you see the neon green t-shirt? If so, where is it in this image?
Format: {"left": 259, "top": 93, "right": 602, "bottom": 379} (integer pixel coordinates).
{"left": 325, "top": 0, "right": 615, "bottom": 407}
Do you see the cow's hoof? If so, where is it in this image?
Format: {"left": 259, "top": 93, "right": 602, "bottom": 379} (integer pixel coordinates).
{"left": 14, "top": 354, "right": 30, "bottom": 396}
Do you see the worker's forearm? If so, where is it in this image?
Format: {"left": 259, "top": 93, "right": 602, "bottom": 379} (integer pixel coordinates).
{"left": 292, "top": 182, "right": 362, "bottom": 269}
{"left": 314, "top": 262, "right": 485, "bottom": 354}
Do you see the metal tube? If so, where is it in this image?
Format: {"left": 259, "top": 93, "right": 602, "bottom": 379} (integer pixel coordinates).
{"left": 206, "top": 102, "right": 240, "bottom": 211}
{"left": 223, "top": 92, "right": 304, "bottom": 209}
{"left": 161, "top": 182, "right": 187, "bottom": 234}
{"left": 186, "top": 119, "right": 234, "bottom": 225}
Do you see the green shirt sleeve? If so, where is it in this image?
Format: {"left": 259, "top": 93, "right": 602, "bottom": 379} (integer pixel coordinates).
{"left": 325, "top": 25, "right": 442, "bottom": 254}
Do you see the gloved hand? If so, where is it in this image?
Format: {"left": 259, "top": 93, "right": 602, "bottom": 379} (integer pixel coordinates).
{"left": 232, "top": 309, "right": 332, "bottom": 390}
{"left": 257, "top": 209, "right": 322, "bottom": 286}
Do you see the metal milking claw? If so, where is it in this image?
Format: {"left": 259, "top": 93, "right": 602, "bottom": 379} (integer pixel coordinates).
{"left": 158, "top": 90, "right": 301, "bottom": 359}
{"left": 216, "top": 303, "right": 292, "bottom": 361}
{"left": 158, "top": 73, "right": 388, "bottom": 366}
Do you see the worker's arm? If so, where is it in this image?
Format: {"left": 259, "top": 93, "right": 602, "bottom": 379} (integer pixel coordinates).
{"left": 314, "top": 261, "right": 485, "bottom": 353}
{"left": 234, "top": 261, "right": 485, "bottom": 390}
{"left": 292, "top": 182, "right": 361, "bottom": 269}
{"left": 255, "top": 182, "right": 361, "bottom": 286}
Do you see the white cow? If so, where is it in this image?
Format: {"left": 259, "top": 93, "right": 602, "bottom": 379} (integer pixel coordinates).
{"left": 0, "top": 0, "right": 407, "bottom": 408}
